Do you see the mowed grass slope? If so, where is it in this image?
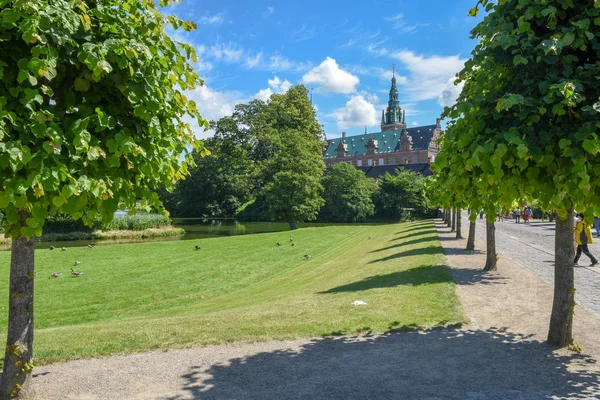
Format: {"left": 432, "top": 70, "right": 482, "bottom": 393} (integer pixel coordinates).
{"left": 0, "top": 220, "right": 464, "bottom": 364}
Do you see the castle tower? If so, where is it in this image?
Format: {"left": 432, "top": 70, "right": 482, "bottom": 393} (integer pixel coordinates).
{"left": 381, "top": 65, "right": 407, "bottom": 132}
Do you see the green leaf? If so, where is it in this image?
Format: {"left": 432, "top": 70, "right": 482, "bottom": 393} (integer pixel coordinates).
{"left": 561, "top": 33, "right": 575, "bottom": 47}
{"left": 583, "top": 139, "right": 599, "bottom": 155}
{"left": 513, "top": 55, "right": 528, "bottom": 65}
{"left": 559, "top": 139, "right": 571, "bottom": 149}
{"left": 74, "top": 78, "right": 90, "bottom": 92}
{"left": 517, "top": 144, "right": 529, "bottom": 159}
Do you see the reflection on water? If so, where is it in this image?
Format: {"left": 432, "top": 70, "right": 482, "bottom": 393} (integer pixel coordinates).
{"left": 0, "top": 219, "right": 361, "bottom": 251}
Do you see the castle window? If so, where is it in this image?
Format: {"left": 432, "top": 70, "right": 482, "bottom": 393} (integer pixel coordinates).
{"left": 403, "top": 157, "right": 409, "bottom": 164}
{"left": 379, "top": 158, "right": 384, "bottom": 166}
{"left": 390, "top": 156, "right": 396, "bottom": 164}
{"left": 412, "top": 156, "right": 419, "bottom": 164}
{"left": 357, "top": 160, "right": 363, "bottom": 167}
{"left": 368, "top": 159, "right": 373, "bottom": 166}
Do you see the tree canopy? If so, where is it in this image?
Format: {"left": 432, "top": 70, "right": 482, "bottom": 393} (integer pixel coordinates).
{"left": 0, "top": 0, "right": 207, "bottom": 396}
{"left": 434, "top": 0, "right": 600, "bottom": 347}
{"left": 319, "top": 162, "right": 377, "bottom": 223}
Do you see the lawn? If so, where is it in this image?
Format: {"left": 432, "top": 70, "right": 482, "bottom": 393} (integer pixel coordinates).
{"left": 0, "top": 220, "right": 464, "bottom": 364}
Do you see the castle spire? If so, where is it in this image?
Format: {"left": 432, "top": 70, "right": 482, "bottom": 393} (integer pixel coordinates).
{"left": 380, "top": 65, "right": 407, "bottom": 132}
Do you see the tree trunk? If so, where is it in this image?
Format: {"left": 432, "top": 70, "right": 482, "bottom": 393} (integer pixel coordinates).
{"left": 446, "top": 210, "right": 451, "bottom": 228}
{"left": 483, "top": 221, "right": 497, "bottom": 271}
{"left": 451, "top": 209, "right": 456, "bottom": 232}
{"left": 1, "top": 237, "right": 35, "bottom": 400}
{"left": 456, "top": 209, "right": 462, "bottom": 238}
{"left": 547, "top": 207, "right": 575, "bottom": 347}
{"left": 466, "top": 220, "right": 476, "bottom": 250}
{"left": 286, "top": 212, "right": 297, "bottom": 231}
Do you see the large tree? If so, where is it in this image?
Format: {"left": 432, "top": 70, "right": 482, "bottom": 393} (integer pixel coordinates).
{"left": 319, "top": 162, "right": 377, "bottom": 222}
{"left": 445, "top": 0, "right": 600, "bottom": 346}
{"left": 259, "top": 86, "right": 325, "bottom": 230}
{"left": 0, "top": 1, "right": 207, "bottom": 397}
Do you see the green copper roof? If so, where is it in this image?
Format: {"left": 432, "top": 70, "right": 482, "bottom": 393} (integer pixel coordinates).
{"left": 324, "top": 125, "right": 437, "bottom": 159}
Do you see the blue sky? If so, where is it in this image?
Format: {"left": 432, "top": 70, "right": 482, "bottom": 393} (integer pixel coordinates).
{"left": 167, "top": 0, "right": 482, "bottom": 139}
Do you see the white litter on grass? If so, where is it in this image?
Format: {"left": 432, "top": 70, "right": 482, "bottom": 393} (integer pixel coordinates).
{"left": 352, "top": 300, "right": 367, "bottom": 306}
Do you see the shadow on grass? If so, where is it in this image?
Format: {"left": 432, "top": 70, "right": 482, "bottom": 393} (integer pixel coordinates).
{"left": 394, "top": 224, "right": 436, "bottom": 235}
{"left": 371, "top": 236, "right": 439, "bottom": 253}
{"left": 166, "top": 327, "right": 600, "bottom": 400}
{"left": 390, "top": 229, "right": 436, "bottom": 242}
{"left": 316, "top": 265, "right": 452, "bottom": 294}
{"left": 369, "top": 246, "right": 443, "bottom": 264}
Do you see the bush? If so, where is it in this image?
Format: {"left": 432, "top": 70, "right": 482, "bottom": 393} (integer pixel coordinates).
{"left": 373, "top": 168, "right": 436, "bottom": 220}
{"left": 99, "top": 214, "right": 171, "bottom": 231}
{"left": 42, "top": 213, "right": 171, "bottom": 233}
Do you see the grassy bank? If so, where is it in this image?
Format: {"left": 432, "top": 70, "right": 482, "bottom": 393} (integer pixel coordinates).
{"left": 0, "top": 220, "right": 464, "bottom": 364}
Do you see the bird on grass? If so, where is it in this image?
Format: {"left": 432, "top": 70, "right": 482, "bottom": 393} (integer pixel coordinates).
{"left": 194, "top": 245, "right": 201, "bottom": 250}
{"left": 61, "top": 247, "right": 67, "bottom": 251}
{"left": 49, "top": 246, "right": 55, "bottom": 250}
{"left": 304, "top": 254, "right": 312, "bottom": 259}
{"left": 289, "top": 236, "right": 293, "bottom": 242}
{"left": 88, "top": 243, "right": 96, "bottom": 248}
{"left": 71, "top": 268, "right": 83, "bottom": 276}
{"left": 368, "top": 236, "right": 372, "bottom": 240}
{"left": 48, "top": 272, "right": 62, "bottom": 278}
{"left": 74, "top": 260, "right": 81, "bottom": 266}
{"left": 291, "top": 242, "right": 296, "bottom": 246}
{"left": 276, "top": 242, "right": 281, "bottom": 246}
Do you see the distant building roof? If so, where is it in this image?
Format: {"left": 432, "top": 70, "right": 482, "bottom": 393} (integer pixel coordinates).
{"left": 356, "top": 164, "right": 432, "bottom": 179}
{"left": 324, "top": 125, "right": 437, "bottom": 159}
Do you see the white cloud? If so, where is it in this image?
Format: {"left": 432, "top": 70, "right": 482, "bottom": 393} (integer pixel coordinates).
{"left": 391, "top": 50, "right": 467, "bottom": 106}
{"left": 301, "top": 57, "right": 360, "bottom": 94}
{"left": 332, "top": 95, "right": 378, "bottom": 130}
{"left": 209, "top": 42, "right": 244, "bottom": 63}
{"left": 255, "top": 76, "right": 293, "bottom": 101}
{"left": 438, "top": 77, "right": 465, "bottom": 107}
{"left": 244, "top": 52, "right": 263, "bottom": 68}
{"left": 186, "top": 85, "right": 245, "bottom": 137}
{"left": 290, "top": 24, "right": 316, "bottom": 42}
{"left": 264, "top": 6, "right": 274, "bottom": 17}
{"left": 412, "top": 121, "right": 419, "bottom": 126}
{"left": 385, "top": 13, "right": 430, "bottom": 33}
{"left": 199, "top": 12, "right": 225, "bottom": 25}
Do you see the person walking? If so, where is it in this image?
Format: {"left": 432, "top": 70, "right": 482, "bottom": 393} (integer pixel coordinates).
{"left": 524, "top": 207, "right": 532, "bottom": 224}
{"left": 594, "top": 216, "right": 600, "bottom": 237}
{"left": 515, "top": 208, "right": 522, "bottom": 224}
{"left": 574, "top": 213, "right": 599, "bottom": 266}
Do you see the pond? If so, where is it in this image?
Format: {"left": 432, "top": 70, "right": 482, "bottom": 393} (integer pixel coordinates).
{"left": 1, "top": 219, "right": 370, "bottom": 251}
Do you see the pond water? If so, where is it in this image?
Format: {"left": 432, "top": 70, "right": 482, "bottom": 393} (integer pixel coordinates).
{"left": 1, "top": 219, "right": 361, "bottom": 251}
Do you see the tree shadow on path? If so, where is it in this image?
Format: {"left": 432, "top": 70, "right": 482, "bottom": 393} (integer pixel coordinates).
{"left": 166, "top": 327, "right": 600, "bottom": 400}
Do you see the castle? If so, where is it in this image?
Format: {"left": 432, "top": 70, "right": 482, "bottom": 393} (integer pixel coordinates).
{"left": 323, "top": 71, "right": 441, "bottom": 176}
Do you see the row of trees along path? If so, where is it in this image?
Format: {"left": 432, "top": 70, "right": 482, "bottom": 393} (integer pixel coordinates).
{"left": 432, "top": 0, "right": 600, "bottom": 349}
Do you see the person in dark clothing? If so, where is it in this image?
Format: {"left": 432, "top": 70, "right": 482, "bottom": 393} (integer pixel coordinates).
{"left": 574, "top": 213, "right": 599, "bottom": 266}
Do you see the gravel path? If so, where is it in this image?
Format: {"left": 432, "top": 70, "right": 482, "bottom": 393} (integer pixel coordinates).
{"left": 462, "top": 211, "right": 600, "bottom": 319}
{"left": 31, "top": 221, "right": 600, "bottom": 399}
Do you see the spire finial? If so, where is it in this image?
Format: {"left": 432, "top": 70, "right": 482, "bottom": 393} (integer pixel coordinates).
{"left": 392, "top": 63, "right": 396, "bottom": 78}
{"left": 365, "top": 126, "right": 367, "bottom": 135}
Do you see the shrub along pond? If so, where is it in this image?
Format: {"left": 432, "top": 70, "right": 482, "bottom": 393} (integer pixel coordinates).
{"left": 0, "top": 215, "right": 400, "bottom": 251}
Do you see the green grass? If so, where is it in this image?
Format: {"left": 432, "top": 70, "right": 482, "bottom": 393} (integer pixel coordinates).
{"left": 0, "top": 220, "right": 464, "bottom": 364}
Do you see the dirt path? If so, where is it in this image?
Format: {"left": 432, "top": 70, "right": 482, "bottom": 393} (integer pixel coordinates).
{"left": 32, "top": 220, "right": 600, "bottom": 399}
